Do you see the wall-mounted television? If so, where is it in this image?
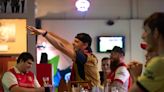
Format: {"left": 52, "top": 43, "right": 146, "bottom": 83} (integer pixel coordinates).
{"left": 97, "top": 36, "right": 125, "bottom": 53}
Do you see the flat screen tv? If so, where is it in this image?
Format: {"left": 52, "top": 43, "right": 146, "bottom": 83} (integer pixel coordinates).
{"left": 97, "top": 36, "right": 125, "bottom": 53}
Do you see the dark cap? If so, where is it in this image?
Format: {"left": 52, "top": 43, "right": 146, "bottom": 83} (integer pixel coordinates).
{"left": 75, "top": 33, "right": 92, "bottom": 52}
{"left": 111, "top": 46, "right": 125, "bottom": 56}
{"left": 75, "top": 33, "right": 92, "bottom": 47}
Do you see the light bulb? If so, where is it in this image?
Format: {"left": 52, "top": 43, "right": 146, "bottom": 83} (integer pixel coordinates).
{"left": 75, "top": 0, "right": 90, "bottom": 12}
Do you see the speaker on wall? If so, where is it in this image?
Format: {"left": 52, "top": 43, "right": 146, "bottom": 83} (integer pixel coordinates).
{"left": 106, "top": 19, "right": 114, "bottom": 26}
{"left": 35, "top": 18, "right": 41, "bottom": 29}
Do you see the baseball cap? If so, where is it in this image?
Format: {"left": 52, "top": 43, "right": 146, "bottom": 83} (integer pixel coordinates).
{"left": 111, "top": 46, "right": 125, "bottom": 56}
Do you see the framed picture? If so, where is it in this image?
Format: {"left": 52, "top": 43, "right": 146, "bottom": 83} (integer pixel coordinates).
{"left": 0, "top": 19, "right": 27, "bottom": 55}
{"left": 0, "top": 0, "right": 27, "bottom": 14}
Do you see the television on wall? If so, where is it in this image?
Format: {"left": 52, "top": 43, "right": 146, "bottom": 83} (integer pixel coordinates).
{"left": 97, "top": 36, "right": 125, "bottom": 53}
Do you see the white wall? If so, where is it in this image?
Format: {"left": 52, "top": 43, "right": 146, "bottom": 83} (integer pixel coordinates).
{"left": 41, "top": 19, "right": 145, "bottom": 71}
{"left": 130, "top": 20, "right": 146, "bottom": 64}
{"left": 35, "top": 0, "right": 164, "bottom": 19}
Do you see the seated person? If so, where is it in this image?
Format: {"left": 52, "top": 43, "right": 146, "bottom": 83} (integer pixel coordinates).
{"left": 1, "top": 52, "right": 52, "bottom": 92}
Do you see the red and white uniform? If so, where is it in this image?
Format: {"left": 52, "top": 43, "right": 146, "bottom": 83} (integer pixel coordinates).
{"left": 2, "top": 67, "right": 40, "bottom": 92}
{"left": 108, "top": 63, "right": 131, "bottom": 92}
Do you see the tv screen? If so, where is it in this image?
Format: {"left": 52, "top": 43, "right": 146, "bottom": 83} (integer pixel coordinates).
{"left": 97, "top": 36, "right": 125, "bottom": 53}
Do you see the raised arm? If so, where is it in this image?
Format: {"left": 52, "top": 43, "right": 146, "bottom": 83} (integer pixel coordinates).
{"left": 27, "top": 26, "right": 76, "bottom": 61}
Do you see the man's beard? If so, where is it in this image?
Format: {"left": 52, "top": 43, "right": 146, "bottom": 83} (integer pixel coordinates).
{"left": 110, "top": 60, "right": 120, "bottom": 71}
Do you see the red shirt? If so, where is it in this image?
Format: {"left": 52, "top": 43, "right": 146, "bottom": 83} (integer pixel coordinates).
{"left": 9, "top": 68, "right": 35, "bottom": 88}
{"left": 108, "top": 63, "right": 132, "bottom": 90}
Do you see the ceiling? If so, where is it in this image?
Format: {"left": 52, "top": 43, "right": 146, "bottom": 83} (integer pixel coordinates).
{"left": 35, "top": 0, "right": 164, "bottom": 19}
{"left": 35, "top": 0, "right": 131, "bottom": 19}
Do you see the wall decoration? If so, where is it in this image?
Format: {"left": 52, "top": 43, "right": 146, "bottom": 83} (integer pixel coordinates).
{"left": 0, "top": 19, "right": 27, "bottom": 55}
{"left": 0, "top": 0, "right": 26, "bottom": 14}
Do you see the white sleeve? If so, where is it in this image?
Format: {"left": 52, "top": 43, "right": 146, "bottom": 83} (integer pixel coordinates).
{"left": 2, "top": 72, "right": 18, "bottom": 89}
{"left": 114, "top": 66, "right": 130, "bottom": 83}
{"left": 34, "top": 75, "right": 41, "bottom": 87}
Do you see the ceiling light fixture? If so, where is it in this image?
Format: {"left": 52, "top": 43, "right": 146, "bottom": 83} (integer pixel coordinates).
{"left": 75, "top": 0, "right": 90, "bottom": 12}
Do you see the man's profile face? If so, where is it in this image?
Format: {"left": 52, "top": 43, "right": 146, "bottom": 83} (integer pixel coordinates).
{"left": 110, "top": 52, "right": 121, "bottom": 70}
{"left": 72, "top": 38, "right": 87, "bottom": 51}
{"left": 110, "top": 52, "right": 120, "bottom": 62}
{"left": 20, "top": 59, "right": 33, "bottom": 73}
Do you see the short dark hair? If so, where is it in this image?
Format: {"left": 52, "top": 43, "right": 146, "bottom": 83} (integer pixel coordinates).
{"left": 144, "top": 12, "right": 164, "bottom": 38}
{"left": 101, "top": 57, "right": 110, "bottom": 61}
{"left": 17, "top": 52, "right": 34, "bottom": 63}
{"left": 75, "top": 33, "right": 92, "bottom": 52}
{"left": 111, "top": 46, "right": 125, "bottom": 56}
{"left": 75, "top": 33, "right": 92, "bottom": 46}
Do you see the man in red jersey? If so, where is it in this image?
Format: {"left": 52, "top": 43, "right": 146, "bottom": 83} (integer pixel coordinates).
{"left": 108, "top": 46, "right": 132, "bottom": 92}
{"left": 1, "top": 52, "right": 51, "bottom": 92}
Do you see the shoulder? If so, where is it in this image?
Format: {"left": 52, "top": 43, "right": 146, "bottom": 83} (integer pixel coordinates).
{"left": 137, "top": 57, "right": 164, "bottom": 92}
{"left": 2, "top": 67, "right": 17, "bottom": 81}
{"left": 145, "top": 56, "right": 164, "bottom": 72}
{"left": 2, "top": 71, "right": 16, "bottom": 82}
{"left": 141, "top": 56, "right": 164, "bottom": 77}
{"left": 114, "top": 66, "right": 130, "bottom": 80}
{"left": 148, "top": 56, "right": 164, "bottom": 66}
{"left": 76, "top": 50, "right": 86, "bottom": 58}
{"left": 86, "top": 53, "right": 98, "bottom": 64}
{"left": 113, "top": 66, "right": 130, "bottom": 83}
{"left": 116, "top": 66, "right": 129, "bottom": 73}
{"left": 2, "top": 71, "right": 15, "bottom": 77}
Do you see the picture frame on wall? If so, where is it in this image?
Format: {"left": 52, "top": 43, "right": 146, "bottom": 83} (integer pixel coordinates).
{"left": 0, "top": 0, "right": 26, "bottom": 14}
{"left": 0, "top": 19, "right": 27, "bottom": 55}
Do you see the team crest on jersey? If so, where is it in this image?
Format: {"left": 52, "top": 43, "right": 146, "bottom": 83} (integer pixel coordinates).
{"left": 28, "top": 76, "right": 33, "bottom": 82}
{"left": 18, "top": 77, "right": 22, "bottom": 81}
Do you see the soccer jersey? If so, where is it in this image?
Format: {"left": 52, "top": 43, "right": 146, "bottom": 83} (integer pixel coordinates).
{"left": 2, "top": 67, "right": 40, "bottom": 92}
{"left": 108, "top": 63, "right": 131, "bottom": 92}
{"left": 137, "top": 56, "right": 164, "bottom": 92}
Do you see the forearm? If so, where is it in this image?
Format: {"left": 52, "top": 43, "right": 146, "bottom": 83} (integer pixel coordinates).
{"left": 45, "top": 32, "right": 65, "bottom": 49}
{"left": 48, "top": 31, "right": 71, "bottom": 45}
{"left": 44, "top": 32, "right": 76, "bottom": 60}
{"left": 27, "top": 26, "right": 76, "bottom": 60}
{"left": 44, "top": 31, "right": 73, "bottom": 51}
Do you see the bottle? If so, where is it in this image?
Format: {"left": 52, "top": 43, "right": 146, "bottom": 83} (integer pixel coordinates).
{"left": 72, "top": 85, "right": 75, "bottom": 92}
{"left": 104, "top": 82, "right": 109, "bottom": 92}
{"left": 80, "top": 87, "right": 85, "bottom": 92}
{"left": 104, "top": 79, "right": 111, "bottom": 92}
